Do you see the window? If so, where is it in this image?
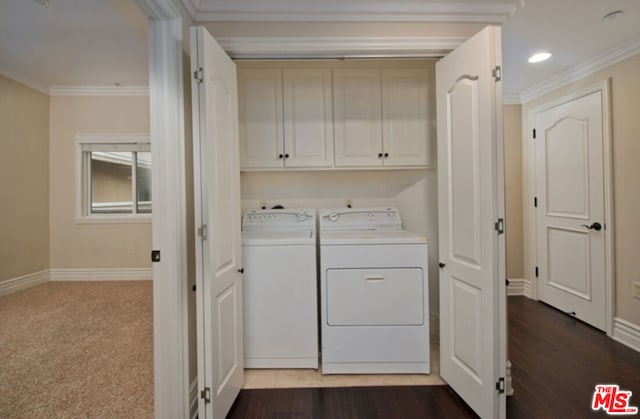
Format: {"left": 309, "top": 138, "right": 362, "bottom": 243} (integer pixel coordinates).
{"left": 76, "top": 135, "right": 151, "bottom": 222}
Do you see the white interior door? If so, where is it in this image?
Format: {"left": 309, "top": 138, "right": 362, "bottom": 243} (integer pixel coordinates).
{"left": 191, "top": 26, "right": 244, "bottom": 419}
{"left": 534, "top": 89, "right": 607, "bottom": 331}
{"left": 436, "top": 25, "right": 506, "bottom": 419}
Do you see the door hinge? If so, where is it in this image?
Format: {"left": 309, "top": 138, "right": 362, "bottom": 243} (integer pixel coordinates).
{"left": 535, "top": 266, "right": 539, "bottom": 278}
{"left": 496, "top": 377, "right": 505, "bottom": 394}
{"left": 200, "top": 387, "right": 211, "bottom": 404}
{"left": 494, "top": 218, "right": 504, "bottom": 235}
{"left": 532, "top": 129, "right": 537, "bottom": 139}
{"left": 194, "top": 67, "right": 204, "bottom": 84}
{"left": 534, "top": 197, "right": 538, "bottom": 207}
{"left": 197, "top": 224, "right": 208, "bottom": 240}
{"left": 492, "top": 66, "right": 502, "bottom": 82}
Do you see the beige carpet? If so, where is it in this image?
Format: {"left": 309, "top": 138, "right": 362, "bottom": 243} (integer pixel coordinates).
{"left": 0, "top": 281, "right": 153, "bottom": 419}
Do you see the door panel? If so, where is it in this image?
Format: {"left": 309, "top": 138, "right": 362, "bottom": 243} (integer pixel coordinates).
{"left": 545, "top": 118, "right": 589, "bottom": 217}
{"left": 449, "top": 77, "right": 481, "bottom": 267}
{"left": 451, "top": 277, "right": 482, "bottom": 380}
{"left": 238, "top": 69, "right": 283, "bottom": 168}
{"left": 283, "top": 69, "right": 334, "bottom": 167}
{"left": 191, "top": 26, "right": 244, "bottom": 419}
{"left": 534, "top": 90, "right": 606, "bottom": 331}
{"left": 546, "top": 227, "right": 590, "bottom": 299}
{"left": 436, "top": 25, "right": 506, "bottom": 419}
{"left": 382, "top": 69, "right": 431, "bottom": 166}
{"left": 333, "top": 69, "right": 383, "bottom": 167}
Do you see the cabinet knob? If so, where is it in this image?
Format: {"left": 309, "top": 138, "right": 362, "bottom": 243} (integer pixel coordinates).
{"left": 285, "top": 154, "right": 290, "bottom": 159}
{"left": 278, "top": 154, "right": 284, "bottom": 159}
{"left": 378, "top": 153, "right": 383, "bottom": 158}
{"left": 384, "top": 153, "right": 389, "bottom": 158}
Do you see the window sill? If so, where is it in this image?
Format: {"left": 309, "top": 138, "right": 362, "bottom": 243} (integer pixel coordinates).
{"left": 74, "top": 215, "right": 152, "bottom": 224}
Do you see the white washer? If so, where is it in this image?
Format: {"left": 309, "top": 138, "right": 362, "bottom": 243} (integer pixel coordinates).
{"left": 319, "top": 207, "right": 430, "bottom": 374}
{"left": 242, "top": 208, "right": 318, "bottom": 369}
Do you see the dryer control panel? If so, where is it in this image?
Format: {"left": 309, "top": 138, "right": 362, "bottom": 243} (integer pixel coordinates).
{"left": 319, "top": 207, "right": 402, "bottom": 231}
{"left": 242, "top": 208, "right": 315, "bottom": 230}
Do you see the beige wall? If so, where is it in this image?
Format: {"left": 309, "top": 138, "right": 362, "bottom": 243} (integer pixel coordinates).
{"left": 49, "top": 96, "right": 151, "bottom": 269}
{"left": 504, "top": 105, "right": 524, "bottom": 279}
{"left": 522, "top": 54, "right": 640, "bottom": 326}
{"left": 0, "top": 75, "right": 50, "bottom": 282}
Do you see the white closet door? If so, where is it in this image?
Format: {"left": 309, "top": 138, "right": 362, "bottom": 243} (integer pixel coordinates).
{"left": 436, "top": 25, "right": 506, "bottom": 419}
{"left": 191, "top": 26, "right": 244, "bottom": 419}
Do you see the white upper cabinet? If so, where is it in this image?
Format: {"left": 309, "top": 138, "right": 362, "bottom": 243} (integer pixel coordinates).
{"left": 238, "top": 69, "right": 283, "bottom": 169}
{"left": 238, "top": 63, "right": 434, "bottom": 170}
{"left": 239, "top": 68, "right": 334, "bottom": 169}
{"left": 333, "top": 69, "right": 383, "bottom": 167}
{"left": 382, "top": 69, "right": 433, "bottom": 167}
{"left": 283, "top": 69, "right": 334, "bottom": 168}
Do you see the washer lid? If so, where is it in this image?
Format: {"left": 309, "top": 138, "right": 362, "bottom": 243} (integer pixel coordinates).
{"left": 320, "top": 229, "right": 426, "bottom": 245}
{"left": 242, "top": 229, "right": 315, "bottom": 246}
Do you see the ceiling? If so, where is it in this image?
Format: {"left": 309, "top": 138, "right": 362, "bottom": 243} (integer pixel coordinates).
{"left": 1, "top": 0, "right": 639, "bottom": 102}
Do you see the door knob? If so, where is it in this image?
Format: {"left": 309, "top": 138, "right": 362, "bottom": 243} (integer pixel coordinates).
{"left": 581, "top": 222, "right": 602, "bottom": 231}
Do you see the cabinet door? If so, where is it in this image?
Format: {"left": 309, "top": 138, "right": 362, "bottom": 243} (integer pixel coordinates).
{"left": 238, "top": 69, "right": 283, "bottom": 169}
{"left": 382, "top": 69, "right": 433, "bottom": 167}
{"left": 333, "top": 69, "right": 383, "bottom": 167}
{"left": 283, "top": 69, "right": 334, "bottom": 168}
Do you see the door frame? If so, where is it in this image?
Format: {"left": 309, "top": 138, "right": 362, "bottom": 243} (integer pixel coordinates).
{"left": 137, "top": 2, "right": 507, "bottom": 414}
{"left": 134, "top": 1, "right": 194, "bottom": 418}
{"left": 525, "top": 80, "right": 614, "bottom": 335}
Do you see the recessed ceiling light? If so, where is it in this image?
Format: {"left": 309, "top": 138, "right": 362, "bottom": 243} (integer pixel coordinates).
{"left": 528, "top": 52, "right": 552, "bottom": 63}
{"left": 602, "top": 10, "right": 624, "bottom": 21}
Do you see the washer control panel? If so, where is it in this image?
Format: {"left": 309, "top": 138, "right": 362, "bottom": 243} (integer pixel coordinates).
{"left": 242, "top": 208, "right": 315, "bottom": 230}
{"left": 319, "top": 208, "right": 402, "bottom": 231}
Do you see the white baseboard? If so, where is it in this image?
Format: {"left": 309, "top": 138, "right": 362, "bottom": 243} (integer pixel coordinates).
{"left": 507, "top": 278, "right": 526, "bottom": 296}
{"left": 50, "top": 268, "right": 152, "bottom": 282}
{"left": 612, "top": 318, "right": 640, "bottom": 353}
{"left": 190, "top": 379, "right": 198, "bottom": 419}
{"left": 508, "top": 278, "right": 535, "bottom": 299}
{"left": 523, "top": 280, "right": 534, "bottom": 299}
{"left": 0, "top": 270, "right": 50, "bottom": 297}
{"left": 430, "top": 312, "right": 439, "bottom": 337}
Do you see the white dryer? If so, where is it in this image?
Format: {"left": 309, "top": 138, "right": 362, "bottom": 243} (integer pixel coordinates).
{"left": 319, "top": 207, "right": 429, "bottom": 374}
{"left": 242, "top": 208, "right": 318, "bottom": 368}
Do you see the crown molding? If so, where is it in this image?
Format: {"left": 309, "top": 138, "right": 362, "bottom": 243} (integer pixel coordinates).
{"left": 503, "top": 93, "right": 521, "bottom": 105}
{"left": 218, "top": 36, "right": 466, "bottom": 59}
{"left": 49, "top": 86, "right": 149, "bottom": 96}
{"left": 194, "top": 0, "right": 518, "bottom": 23}
{"left": 0, "top": 66, "right": 50, "bottom": 95}
{"left": 520, "top": 35, "right": 640, "bottom": 104}
{"left": 179, "top": 0, "right": 199, "bottom": 19}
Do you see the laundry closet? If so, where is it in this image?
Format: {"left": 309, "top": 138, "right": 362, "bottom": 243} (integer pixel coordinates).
{"left": 236, "top": 58, "right": 440, "bottom": 373}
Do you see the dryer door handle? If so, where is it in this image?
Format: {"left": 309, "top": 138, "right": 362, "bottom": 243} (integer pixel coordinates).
{"left": 365, "top": 275, "right": 385, "bottom": 283}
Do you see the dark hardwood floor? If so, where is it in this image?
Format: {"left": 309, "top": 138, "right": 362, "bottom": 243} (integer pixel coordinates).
{"left": 227, "top": 297, "right": 640, "bottom": 418}
{"left": 507, "top": 296, "right": 640, "bottom": 418}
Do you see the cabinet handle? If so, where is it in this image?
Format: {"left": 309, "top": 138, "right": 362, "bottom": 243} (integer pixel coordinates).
{"left": 278, "top": 154, "right": 284, "bottom": 159}
{"left": 378, "top": 153, "right": 383, "bottom": 158}
{"left": 384, "top": 153, "right": 389, "bottom": 158}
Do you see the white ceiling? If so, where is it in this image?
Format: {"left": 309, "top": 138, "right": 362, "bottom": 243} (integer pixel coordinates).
{"left": 1, "top": 0, "right": 639, "bottom": 101}
{"left": 0, "top": 0, "right": 148, "bottom": 92}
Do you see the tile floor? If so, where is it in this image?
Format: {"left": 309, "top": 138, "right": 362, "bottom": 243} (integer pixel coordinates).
{"left": 244, "top": 338, "right": 443, "bottom": 389}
